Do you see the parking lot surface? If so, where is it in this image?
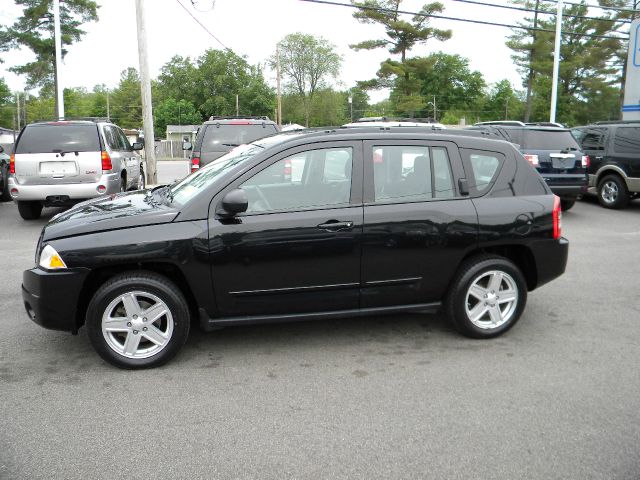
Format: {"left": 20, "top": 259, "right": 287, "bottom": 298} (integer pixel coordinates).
{"left": 1, "top": 197, "right": 639, "bottom": 479}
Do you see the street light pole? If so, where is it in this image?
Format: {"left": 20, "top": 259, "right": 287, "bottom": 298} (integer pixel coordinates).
{"left": 53, "top": 0, "right": 64, "bottom": 120}
{"left": 549, "top": 0, "right": 563, "bottom": 123}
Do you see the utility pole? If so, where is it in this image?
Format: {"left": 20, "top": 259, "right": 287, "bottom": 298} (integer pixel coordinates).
{"left": 276, "top": 45, "right": 282, "bottom": 127}
{"left": 16, "top": 93, "right": 21, "bottom": 131}
{"left": 505, "top": 95, "right": 509, "bottom": 120}
{"left": 433, "top": 95, "right": 437, "bottom": 122}
{"left": 53, "top": 0, "right": 64, "bottom": 120}
{"left": 348, "top": 94, "right": 353, "bottom": 122}
{"left": 549, "top": 0, "right": 563, "bottom": 123}
{"left": 106, "top": 89, "right": 110, "bottom": 119}
{"left": 524, "top": 0, "right": 540, "bottom": 122}
{"left": 236, "top": 94, "right": 239, "bottom": 116}
{"left": 135, "top": 0, "right": 157, "bottom": 184}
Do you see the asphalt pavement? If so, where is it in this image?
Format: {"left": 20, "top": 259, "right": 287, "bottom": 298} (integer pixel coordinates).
{"left": 0, "top": 196, "right": 639, "bottom": 479}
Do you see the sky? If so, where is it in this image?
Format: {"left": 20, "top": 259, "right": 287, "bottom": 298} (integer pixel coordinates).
{"left": 0, "top": 0, "right": 527, "bottom": 104}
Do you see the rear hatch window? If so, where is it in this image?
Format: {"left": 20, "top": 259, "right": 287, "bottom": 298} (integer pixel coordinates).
{"left": 201, "top": 124, "right": 278, "bottom": 152}
{"left": 16, "top": 124, "right": 100, "bottom": 153}
{"left": 521, "top": 130, "right": 580, "bottom": 151}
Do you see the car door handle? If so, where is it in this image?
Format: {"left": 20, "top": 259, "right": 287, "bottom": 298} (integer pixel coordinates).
{"left": 317, "top": 220, "right": 354, "bottom": 231}
{"left": 595, "top": 156, "right": 603, "bottom": 161}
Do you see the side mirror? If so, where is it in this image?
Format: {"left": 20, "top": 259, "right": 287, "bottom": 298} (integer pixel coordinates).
{"left": 217, "top": 188, "right": 248, "bottom": 217}
{"left": 458, "top": 178, "right": 470, "bottom": 196}
{"left": 183, "top": 141, "right": 193, "bottom": 151}
{"left": 132, "top": 142, "right": 144, "bottom": 151}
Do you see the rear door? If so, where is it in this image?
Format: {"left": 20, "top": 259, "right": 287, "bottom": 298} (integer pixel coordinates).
{"left": 102, "top": 125, "right": 127, "bottom": 185}
{"left": 114, "top": 126, "right": 138, "bottom": 187}
{"left": 209, "top": 141, "right": 363, "bottom": 316}
{"left": 361, "top": 140, "right": 478, "bottom": 308}
{"left": 14, "top": 123, "right": 102, "bottom": 185}
{"left": 610, "top": 126, "right": 640, "bottom": 178}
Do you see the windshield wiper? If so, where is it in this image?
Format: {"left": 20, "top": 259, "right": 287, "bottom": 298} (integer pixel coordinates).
{"left": 52, "top": 149, "right": 80, "bottom": 156}
{"left": 221, "top": 143, "right": 240, "bottom": 147}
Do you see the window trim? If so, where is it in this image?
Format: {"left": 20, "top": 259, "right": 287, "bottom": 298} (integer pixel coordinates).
{"left": 362, "top": 139, "right": 465, "bottom": 205}
{"left": 209, "top": 140, "right": 364, "bottom": 218}
{"left": 459, "top": 148, "right": 506, "bottom": 197}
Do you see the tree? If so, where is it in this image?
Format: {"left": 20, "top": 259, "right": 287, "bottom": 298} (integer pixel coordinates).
{"left": 481, "top": 80, "right": 525, "bottom": 122}
{"left": 506, "top": 0, "right": 627, "bottom": 124}
{"left": 350, "top": 0, "right": 451, "bottom": 112}
{"left": 153, "top": 98, "right": 201, "bottom": 138}
{"left": 0, "top": 78, "right": 13, "bottom": 128}
{"left": 0, "top": 0, "right": 99, "bottom": 90}
{"left": 271, "top": 33, "right": 342, "bottom": 127}
{"left": 156, "top": 55, "right": 199, "bottom": 104}
{"left": 109, "top": 68, "right": 142, "bottom": 129}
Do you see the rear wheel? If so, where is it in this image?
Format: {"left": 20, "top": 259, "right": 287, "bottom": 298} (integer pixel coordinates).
{"left": 445, "top": 256, "right": 527, "bottom": 338}
{"left": 17, "top": 201, "right": 43, "bottom": 220}
{"left": 560, "top": 198, "right": 576, "bottom": 211}
{"left": 598, "top": 174, "right": 629, "bottom": 209}
{"left": 120, "top": 174, "right": 127, "bottom": 192}
{"left": 85, "top": 272, "right": 190, "bottom": 369}
{"left": 0, "top": 164, "right": 11, "bottom": 202}
{"left": 138, "top": 166, "right": 145, "bottom": 190}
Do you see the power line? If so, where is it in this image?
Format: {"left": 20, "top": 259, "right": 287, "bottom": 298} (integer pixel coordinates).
{"left": 175, "top": 0, "right": 229, "bottom": 50}
{"left": 299, "top": 0, "right": 629, "bottom": 40}
{"left": 538, "top": 0, "right": 639, "bottom": 14}
{"left": 449, "top": 0, "right": 631, "bottom": 24}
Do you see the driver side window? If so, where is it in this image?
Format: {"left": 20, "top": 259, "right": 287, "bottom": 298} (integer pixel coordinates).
{"left": 240, "top": 147, "right": 353, "bottom": 214}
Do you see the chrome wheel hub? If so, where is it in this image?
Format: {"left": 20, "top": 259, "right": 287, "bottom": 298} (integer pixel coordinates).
{"left": 465, "top": 270, "right": 518, "bottom": 330}
{"left": 602, "top": 181, "right": 618, "bottom": 203}
{"left": 101, "top": 291, "right": 174, "bottom": 359}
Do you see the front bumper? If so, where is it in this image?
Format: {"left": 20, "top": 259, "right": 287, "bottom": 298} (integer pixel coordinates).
{"left": 8, "top": 173, "right": 121, "bottom": 202}
{"left": 22, "top": 267, "right": 90, "bottom": 333}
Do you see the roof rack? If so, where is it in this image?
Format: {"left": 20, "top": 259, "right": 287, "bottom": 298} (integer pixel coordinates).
{"left": 594, "top": 120, "right": 640, "bottom": 125}
{"left": 32, "top": 117, "right": 111, "bottom": 124}
{"left": 208, "top": 115, "right": 271, "bottom": 121}
{"left": 524, "top": 121, "right": 564, "bottom": 127}
{"left": 474, "top": 121, "right": 526, "bottom": 126}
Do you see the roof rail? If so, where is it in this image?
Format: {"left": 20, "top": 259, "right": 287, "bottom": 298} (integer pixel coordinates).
{"left": 594, "top": 120, "right": 640, "bottom": 125}
{"left": 208, "top": 115, "right": 271, "bottom": 121}
{"left": 474, "top": 121, "right": 526, "bottom": 126}
{"left": 524, "top": 121, "right": 565, "bottom": 127}
{"left": 32, "top": 117, "right": 111, "bottom": 124}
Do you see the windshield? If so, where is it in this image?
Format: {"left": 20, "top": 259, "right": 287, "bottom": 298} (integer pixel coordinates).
{"left": 169, "top": 144, "right": 263, "bottom": 205}
{"left": 201, "top": 124, "right": 278, "bottom": 151}
{"left": 16, "top": 124, "right": 100, "bottom": 153}
{"left": 522, "top": 130, "right": 580, "bottom": 150}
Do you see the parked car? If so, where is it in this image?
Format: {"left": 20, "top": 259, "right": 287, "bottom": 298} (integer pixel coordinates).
{"left": 8, "top": 119, "right": 146, "bottom": 220}
{"left": 185, "top": 116, "right": 279, "bottom": 173}
{"left": 23, "top": 127, "right": 568, "bottom": 369}
{"left": 469, "top": 121, "right": 589, "bottom": 211}
{"left": 571, "top": 121, "right": 640, "bottom": 209}
{"left": 0, "top": 145, "right": 11, "bottom": 202}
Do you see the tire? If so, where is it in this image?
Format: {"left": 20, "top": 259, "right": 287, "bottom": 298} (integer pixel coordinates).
{"left": 138, "top": 166, "right": 145, "bottom": 190}
{"left": 120, "top": 174, "right": 127, "bottom": 192}
{"left": 85, "top": 271, "right": 190, "bottom": 369}
{"left": 445, "top": 255, "right": 527, "bottom": 339}
{"left": 597, "top": 174, "right": 629, "bottom": 209}
{"left": 17, "top": 201, "right": 43, "bottom": 220}
{"left": 0, "top": 164, "right": 11, "bottom": 202}
{"left": 560, "top": 198, "right": 576, "bottom": 211}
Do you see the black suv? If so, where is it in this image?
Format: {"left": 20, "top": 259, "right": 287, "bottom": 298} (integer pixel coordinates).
{"left": 470, "top": 122, "right": 588, "bottom": 211}
{"left": 22, "top": 128, "right": 568, "bottom": 368}
{"left": 571, "top": 121, "right": 640, "bottom": 209}
{"left": 186, "top": 116, "right": 279, "bottom": 172}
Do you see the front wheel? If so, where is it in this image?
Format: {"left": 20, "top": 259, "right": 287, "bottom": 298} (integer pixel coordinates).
{"left": 445, "top": 256, "right": 527, "bottom": 338}
{"left": 86, "top": 272, "right": 190, "bottom": 369}
{"left": 138, "top": 166, "right": 145, "bottom": 190}
{"left": 17, "top": 201, "right": 43, "bottom": 220}
{"left": 598, "top": 174, "right": 629, "bottom": 209}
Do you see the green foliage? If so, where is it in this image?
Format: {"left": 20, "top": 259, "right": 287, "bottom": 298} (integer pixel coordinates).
{"left": 0, "top": 0, "right": 99, "bottom": 90}
{"left": 109, "top": 68, "right": 142, "bottom": 129}
{"left": 0, "top": 78, "right": 13, "bottom": 128}
{"left": 271, "top": 33, "right": 342, "bottom": 126}
{"left": 480, "top": 79, "right": 525, "bottom": 122}
{"left": 506, "top": 0, "right": 627, "bottom": 124}
{"left": 153, "top": 98, "right": 201, "bottom": 138}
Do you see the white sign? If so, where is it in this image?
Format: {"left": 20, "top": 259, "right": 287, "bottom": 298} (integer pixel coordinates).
{"left": 623, "top": 19, "right": 640, "bottom": 121}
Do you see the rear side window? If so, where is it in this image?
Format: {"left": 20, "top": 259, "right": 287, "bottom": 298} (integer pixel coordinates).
{"left": 16, "top": 124, "right": 100, "bottom": 153}
{"left": 201, "top": 124, "right": 278, "bottom": 152}
{"left": 462, "top": 150, "right": 505, "bottom": 194}
{"left": 522, "top": 130, "right": 580, "bottom": 150}
{"left": 580, "top": 129, "right": 606, "bottom": 151}
{"left": 613, "top": 127, "right": 640, "bottom": 154}
{"left": 371, "top": 145, "right": 455, "bottom": 202}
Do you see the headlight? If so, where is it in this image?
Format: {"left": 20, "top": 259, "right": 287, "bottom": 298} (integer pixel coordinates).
{"left": 39, "top": 244, "right": 67, "bottom": 270}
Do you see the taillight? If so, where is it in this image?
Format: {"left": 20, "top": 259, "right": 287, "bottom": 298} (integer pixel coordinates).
{"left": 101, "top": 151, "right": 112, "bottom": 171}
{"left": 9, "top": 153, "right": 15, "bottom": 174}
{"left": 283, "top": 160, "right": 291, "bottom": 180}
{"left": 524, "top": 154, "right": 539, "bottom": 167}
{"left": 581, "top": 155, "right": 590, "bottom": 168}
{"left": 552, "top": 195, "right": 562, "bottom": 240}
{"left": 191, "top": 156, "right": 200, "bottom": 173}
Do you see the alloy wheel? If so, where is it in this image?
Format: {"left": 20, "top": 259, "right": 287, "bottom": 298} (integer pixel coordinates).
{"left": 465, "top": 270, "right": 518, "bottom": 330}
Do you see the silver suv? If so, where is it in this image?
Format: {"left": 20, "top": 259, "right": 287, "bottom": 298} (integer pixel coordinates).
{"left": 8, "top": 119, "right": 146, "bottom": 220}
